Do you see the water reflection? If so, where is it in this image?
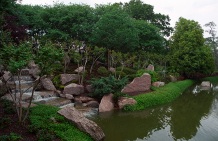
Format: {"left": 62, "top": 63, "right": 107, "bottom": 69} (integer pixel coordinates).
{"left": 93, "top": 83, "right": 218, "bottom": 141}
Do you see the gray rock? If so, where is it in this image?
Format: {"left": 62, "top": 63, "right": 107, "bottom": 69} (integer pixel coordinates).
{"left": 169, "top": 75, "right": 177, "bottom": 82}
{"left": 65, "top": 94, "right": 74, "bottom": 100}
{"left": 60, "top": 74, "right": 79, "bottom": 85}
{"left": 63, "top": 83, "right": 84, "bottom": 95}
{"left": 58, "top": 106, "right": 105, "bottom": 141}
{"left": 85, "top": 101, "right": 99, "bottom": 108}
{"left": 152, "top": 81, "right": 165, "bottom": 87}
{"left": 74, "top": 96, "right": 95, "bottom": 103}
{"left": 99, "top": 93, "right": 114, "bottom": 112}
{"left": 86, "top": 85, "right": 93, "bottom": 93}
{"left": 121, "top": 73, "right": 151, "bottom": 95}
{"left": 41, "top": 77, "right": 56, "bottom": 91}
{"left": 147, "top": 64, "right": 154, "bottom": 71}
{"left": 74, "top": 66, "right": 85, "bottom": 73}
{"left": 201, "top": 81, "right": 211, "bottom": 87}
{"left": 118, "top": 97, "right": 137, "bottom": 109}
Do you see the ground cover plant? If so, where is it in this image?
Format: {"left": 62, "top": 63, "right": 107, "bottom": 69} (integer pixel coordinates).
{"left": 124, "top": 80, "right": 194, "bottom": 111}
{"left": 29, "top": 105, "right": 93, "bottom": 141}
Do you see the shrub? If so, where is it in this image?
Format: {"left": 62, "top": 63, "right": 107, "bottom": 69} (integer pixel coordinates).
{"left": 97, "top": 66, "right": 109, "bottom": 76}
{"left": 124, "top": 80, "right": 194, "bottom": 111}
{"left": 0, "top": 133, "right": 22, "bottom": 141}
{"left": 29, "top": 105, "right": 93, "bottom": 141}
{"left": 90, "top": 75, "right": 128, "bottom": 98}
{"left": 116, "top": 67, "right": 136, "bottom": 74}
{"left": 136, "top": 69, "right": 159, "bottom": 82}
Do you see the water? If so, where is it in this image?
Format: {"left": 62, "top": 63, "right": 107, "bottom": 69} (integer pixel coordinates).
{"left": 93, "top": 82, "right": 218, "bottom": 141}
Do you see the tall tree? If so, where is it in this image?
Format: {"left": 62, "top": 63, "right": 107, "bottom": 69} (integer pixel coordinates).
{"left": 170, "top": 17, "right": 214, "bottom": 78}
{"left": 204, "top": 22, "right": 218, "bottom": 69}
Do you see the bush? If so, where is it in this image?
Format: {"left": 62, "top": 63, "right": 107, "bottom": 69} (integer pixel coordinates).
{"left": 0, "top": 133, "right": 22, "bottom": 141}
{"left": 136, "top": 69, "right": 159, "bottom": 82}
{"left": 29, "top": 105, "right": 93, "bottom": 141}
{"left": 116, "top": 67, "right": 136, "bottom": 74}
{"left": 97, "top": 66, "right": 109, "bottom": 76}
{"left": 124, "top": 80, "right": 194, "bottom": 111}
{"left": 90, "top": 75, "right": 128, "bottom": 98}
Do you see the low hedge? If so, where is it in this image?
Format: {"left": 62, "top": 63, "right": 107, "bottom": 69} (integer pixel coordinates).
{"left": 124, "top": 80, "right": 194, "bottom": 111}
{"left": 29, "top": 105, "right": 93, "bottom": 141}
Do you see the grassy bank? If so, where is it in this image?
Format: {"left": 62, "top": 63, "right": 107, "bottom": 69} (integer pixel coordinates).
{"left": 29, "top": 105, "right": 93, "bottom": 141}
{"left": 124, "top": 80, "right": 194, "bottom": 111}
{"left": 202, "top": 76, "right": 218, "bottom": 83}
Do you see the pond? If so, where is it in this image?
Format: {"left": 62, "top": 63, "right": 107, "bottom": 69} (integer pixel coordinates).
{"left": 92, "top": 82, "right": 218, "bottom": 141}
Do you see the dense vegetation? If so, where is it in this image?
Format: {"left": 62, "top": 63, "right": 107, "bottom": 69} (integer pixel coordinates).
{"left": 124, "top": 80, "right": 194, "bottom": 111}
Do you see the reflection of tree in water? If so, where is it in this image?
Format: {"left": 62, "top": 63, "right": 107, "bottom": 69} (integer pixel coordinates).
{"left": 170, "top": 89, "right": 214, "bottom": 140}
{"left": 94, "top": 105, "right": 170, "bottom": 141}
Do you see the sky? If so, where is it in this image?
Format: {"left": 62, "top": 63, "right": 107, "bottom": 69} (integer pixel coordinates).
{"left": 21, "top": 0, "right": 218, "bottom": 36}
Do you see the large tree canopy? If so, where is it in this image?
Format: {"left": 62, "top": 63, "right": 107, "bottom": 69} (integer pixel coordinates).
{"left": 170, "top": 17, "right": 214, "bottom": 78}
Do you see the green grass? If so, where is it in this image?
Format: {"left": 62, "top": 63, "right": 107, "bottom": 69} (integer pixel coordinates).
{"left": 29, "top": 105, "right": 93, "bottom": 141}
{"left": 124, "top": 80, "right": 194, "bottom": 111}
{"left": 202, "top": 76, "right": 218, "bottom": 83}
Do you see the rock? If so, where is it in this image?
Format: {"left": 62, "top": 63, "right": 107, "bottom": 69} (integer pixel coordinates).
{"left": 99, "top": 93, "right": 114, "bottom": 112}
{"left": 60, "top": 74, "right": 79, "bottom": 85}
{"left": 121, "top": 73, "right": 151, "bottom": 95}
{"left": 58, "top": 106, "right": 105, "bottom": 141}
{"left": 59, "top": 93, "right": 66, "bottom": 98}
{"left": 118, "top": 97, "right": 137, "bottom": 109}
{"left": 147, "top": 64, "right": 154, "bottom": 71}
{"left": 65, "top": 94, "right": 74, "bottom": 100}
{"left": 20, "top": 69, "right": 30, "bottom": 76}
{"left": 41, "top": 77, "right": 56, "bottom": 91}
{"left": 28, "top": 61, "right": 40, "bottom": 79}
{"left": 63, "top": 83, "right": 84, "bottom": 95}
{"left": 201, "top": 81, "right": 211, "bottom": 87}
{"left": 3, "top": 71, "right": 12, "bottom": 82}
{"left": 86, "top": 85, "right": 93, "bottom": 93}
{"left": 74, "top": 66, "right": 85, "bottom": 73}
{"left": 169, "top": 75, "right": 177, "bottom": 82}
{"left": 85, "top": 101, "right": 99, "bottom": 108}
{"left": 18, "top": 101, "right": 37, "bottom": 108}
{"left": 109, "top": 67, "right": 116, "bottom": 73}
{"left": 75, "top": 96, "right": 95, "bottom": 103}
{"left": 152, "top": 81, "right": 165, "bottom": 87}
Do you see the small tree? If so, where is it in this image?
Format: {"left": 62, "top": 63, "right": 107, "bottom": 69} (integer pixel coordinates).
{"left": 0, "top": 42, "right": 32, "bottom": 122}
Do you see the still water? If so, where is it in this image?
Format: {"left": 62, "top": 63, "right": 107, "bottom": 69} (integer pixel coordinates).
{"left": 92, "top": 82, "right": 218, "bottom": 141}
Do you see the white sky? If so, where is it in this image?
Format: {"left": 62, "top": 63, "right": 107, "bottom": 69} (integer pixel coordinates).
{"left": 21, "top": 0, "right": 218, "bottom": 36}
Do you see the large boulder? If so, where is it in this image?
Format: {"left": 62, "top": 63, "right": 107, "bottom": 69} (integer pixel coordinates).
{"left": 99, "top": 93, "right": 114, "bottom": 112}
{"left": 118, "top": 97, "right": 137, "bottom": 109}
{"left": 63, "top": 83, "right": 84, "bottom": 95}
{"left": 201, "top": 81, "right": 211, "bottom": 87}
{"left": 40, "top": 77, "right": 56, "bottom": 91}
{"left": 84, "top": 101, "right": 100, "bottom": 108}
{"left": 121, "top": 73, "right": 151, "bottom": 95}
{"left": 58, "top": 106, "right": 105, "bottom": 141}
{"left": 60, "top": 74, "right": 79, "bottom": 85}
{"left": 152, "top": 81, "right": 165, "bottom": 87}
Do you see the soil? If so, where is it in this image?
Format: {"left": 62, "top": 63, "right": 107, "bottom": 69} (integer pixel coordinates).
{"left": 0, "top": 100, "right": 38, "bottom": 141}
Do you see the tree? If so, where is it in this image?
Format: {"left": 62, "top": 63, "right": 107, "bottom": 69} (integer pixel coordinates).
{"left": 170, "top": 17, "right": 214, "bottom": 78}
{"left": 0, "top": 42, "right": 32, "bottom": 122}
{"left": 123, "top": 0, "right": 173, "bottom": 37}
{"left": 204, "top": 21, "right": 218, "bottom": 69}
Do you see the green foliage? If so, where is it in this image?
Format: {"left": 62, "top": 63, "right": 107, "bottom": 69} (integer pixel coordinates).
{"left": 0, "top": 116, "right": 11, "bottom": 129}
{"left": 116, "top": 67, "right": 136, "bottom": 74}
{"left": 136, "top": 69, "right": 159, "bottom": 82}
{"left": 90, "top": 75, "right": 128, "bottom": 98}
{"left": 97, "top": 66, "right": 109, "bottom": 76}
{"left": 170, "top": 18, "right": 215, "bottom": 78}
{"left": 0, "top": 133, "right": 22, "bottom": 141}
{"left": 34, "top": 42, "right": 64, "bottom": 76}
{"left": 29, "top": 105, "right": 93, "bottom": 141}
{"left": 91, "top": 5, "right": 138, "bottom": 52}
{"left": 0, "top": 43, "right": 32, "bottom": 74}
{"left": 1, "top": 99, "right": 16, "bottom": 114}
{"left": 124, "top": 80, "right": 194, "bottom": 111}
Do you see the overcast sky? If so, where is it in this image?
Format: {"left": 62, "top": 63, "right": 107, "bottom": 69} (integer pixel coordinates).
{"left": 21, "top": 0, "right": 218, "bottom": 36}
